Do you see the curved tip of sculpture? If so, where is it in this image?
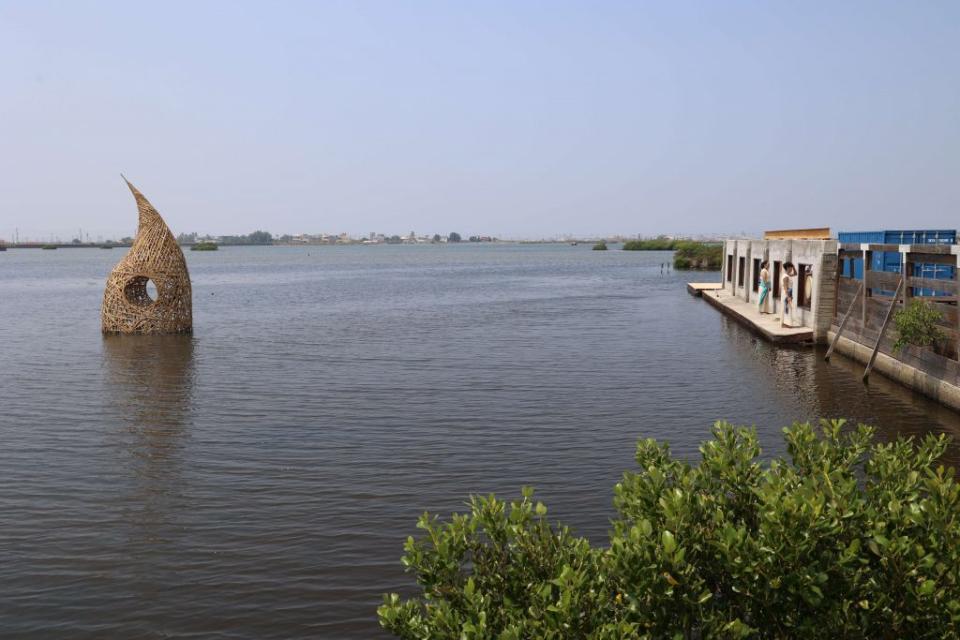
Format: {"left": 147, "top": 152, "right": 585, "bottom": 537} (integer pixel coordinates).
{"left": 121, "top": 174, "right": 145, "bottom": 201}
{"left": 120, "top": 176, "right": 166, "bottom": 229}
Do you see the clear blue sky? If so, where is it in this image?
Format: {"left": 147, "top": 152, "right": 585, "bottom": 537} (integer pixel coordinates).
{"left": 1, "top": 1, "right": 957, "bottom": 241}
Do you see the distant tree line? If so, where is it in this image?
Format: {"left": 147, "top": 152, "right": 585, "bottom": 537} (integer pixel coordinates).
{"left": 622, "top": 236, "right": 678, "bottom": 251}
{"left": 175, "top": 231, "right": 273, "bottom": 245}
{"left": 171, "top": 230, "right": 472, "bottom": 246}
{"left": 218, "top": 230, "right": 273, "bottom": 245}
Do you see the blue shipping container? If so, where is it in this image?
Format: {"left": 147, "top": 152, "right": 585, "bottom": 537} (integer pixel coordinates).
{"left": 837, "top": 229, "right": 957, "bottom": 297}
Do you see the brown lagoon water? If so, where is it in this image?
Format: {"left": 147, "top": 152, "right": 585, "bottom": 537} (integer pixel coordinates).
{"left": 2, "top": 244, "right": 958, "bottom": 638}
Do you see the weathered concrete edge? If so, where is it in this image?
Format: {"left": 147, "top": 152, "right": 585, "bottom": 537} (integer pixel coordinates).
{"left": 686, "top": 283, "right": 723, "bottom": 297}
{"left": 827, "top": 331, "right": 960, "bottom": 412}
{"left": 702, "top": 292, "right": 813, "bottom": 344}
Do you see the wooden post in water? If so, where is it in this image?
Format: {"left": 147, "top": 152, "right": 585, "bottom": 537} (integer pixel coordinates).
{"left": 825, "top": 281, "right": 863, "bottom": 361}
{"left": 863, "top": 277, "right": 904, "bottom": 382}
{"left": 902, "top": 249, "right": 912, "bottom": 308}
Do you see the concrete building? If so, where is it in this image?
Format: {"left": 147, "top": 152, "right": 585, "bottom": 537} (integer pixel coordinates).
{"left": 719, "top": 232, "right": 839, "bottom": 343}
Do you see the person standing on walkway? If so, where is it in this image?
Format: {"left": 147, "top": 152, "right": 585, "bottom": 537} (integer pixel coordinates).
{"left": 781, "top": 262, "right": 796, "bottom": 327}
{"left": 758, "top": 261, "right": 771, "bottom": 314}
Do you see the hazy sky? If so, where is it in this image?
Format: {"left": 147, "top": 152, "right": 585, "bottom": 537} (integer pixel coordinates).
{"left": 1, "top": 1, "right": 957, "bottom": 241}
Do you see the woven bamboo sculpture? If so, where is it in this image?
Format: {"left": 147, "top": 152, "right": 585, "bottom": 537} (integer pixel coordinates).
{"left": 102, "top": 179, "right": 192, "bottom": 334}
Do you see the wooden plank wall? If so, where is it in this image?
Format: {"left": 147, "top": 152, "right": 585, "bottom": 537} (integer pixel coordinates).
{"left": 833, "top": 246, "right": 960, "bottom": 384}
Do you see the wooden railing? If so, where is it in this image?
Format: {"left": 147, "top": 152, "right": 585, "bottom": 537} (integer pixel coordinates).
{"left": 832, "top": 244, "right": 959, "bottom": 383}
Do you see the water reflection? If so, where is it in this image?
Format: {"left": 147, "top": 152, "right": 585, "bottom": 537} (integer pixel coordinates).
{"left": 713, "top": 315, "right": 960, "bottom": 468}
{"left": 102, "top": 335, "right": 196, "bottom": 542}
{"left": 812, "top": 345, "right": 960, "bottom": 468}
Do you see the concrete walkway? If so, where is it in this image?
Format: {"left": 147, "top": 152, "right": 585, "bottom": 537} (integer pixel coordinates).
{"left": 695, "top": 287, "right": 813, "bottom": 343}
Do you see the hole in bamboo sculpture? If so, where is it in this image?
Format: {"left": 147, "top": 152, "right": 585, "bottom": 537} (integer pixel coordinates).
{"left": 102, "top": 178, "right": 192, "bottom": 334}
{"left": 123, "top": 276, "right": 158, "bottom": 306}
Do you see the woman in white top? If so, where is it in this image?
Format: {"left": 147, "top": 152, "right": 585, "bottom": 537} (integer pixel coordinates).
{"left": 781, "top": 262, "right": 797, "bottom": 327}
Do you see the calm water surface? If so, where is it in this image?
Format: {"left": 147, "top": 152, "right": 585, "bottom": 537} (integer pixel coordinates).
{"left": 2, "top": 244, "right": 958, "bottom": 638}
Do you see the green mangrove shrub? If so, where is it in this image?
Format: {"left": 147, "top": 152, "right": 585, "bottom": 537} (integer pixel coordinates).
{"left": 893, "top": 299, "right": 944, "bottom": 353}
{"left": 673, "top": 241, "right": 722, "bottom": 270}
{"left": 379, "top": 420, "right": 960, "bottom": 639}
{"left": 593, "top": 241, "right": 608, "bottom": 251}
{"left": 620, "top": 238, "right": 721, "bottom": 269}
{"left": 379, "top": 489, "right": 622, "bottom": 639}
{"left": 623, "top": 237, "right": 677, "bottom": 251}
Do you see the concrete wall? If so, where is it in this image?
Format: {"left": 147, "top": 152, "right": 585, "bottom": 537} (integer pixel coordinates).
{"left": 789, "top": 240, "right": 838, "bottom": 341}
{"left": 736, "top": 240, "right": 751, "bottom": 300}
{"left": 722, "top": 240, "right": 733, "bottom": 293}
{"left": 723, "top": 239, "right": 755, "bottom": 298}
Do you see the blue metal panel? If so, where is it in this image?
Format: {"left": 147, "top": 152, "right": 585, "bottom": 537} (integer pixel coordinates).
{"left": 882, "top": 252, "right": 901, "bottom": 271}
{"left": 884, "top": 229, "right": 956, "bottom": 245}
{"left": 841, "top": 257, "right": 864, "bottom": 279}
{"left": 913, "top": 263, "right": 956, "bottom": 297}
{"left": 838, "top": 229, "right": 957, "bottom": 296}
{"left": 839, "top": 229, "right": 956, "bottom": 246}
{"left": 838, "top": 231, "right": 885, "bottom": 244}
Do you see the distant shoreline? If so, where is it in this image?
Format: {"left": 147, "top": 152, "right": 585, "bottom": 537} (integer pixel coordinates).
{"left": 1, "top": 240, "right": 681, "bottom": 249}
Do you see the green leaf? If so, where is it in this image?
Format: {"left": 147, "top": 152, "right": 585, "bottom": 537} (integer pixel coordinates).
{"left": 640, "top": 519, "right": 652, "bottom": 536}
{"left": 662, "top": 530, "right": 677, "bottom": 555}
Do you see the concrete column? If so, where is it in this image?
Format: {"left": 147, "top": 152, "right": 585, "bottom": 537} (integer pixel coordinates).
{"left": 729, "top": 244, "right": 736, "bottom": 295}
{"left": 744, "top": 245, "right": 752, "bottom": 303}
{"left": 813, "top": 242, "right": 839, "bottom": 343}
{"left": 721, "top": 241, "right": 727, "bottom": 284}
